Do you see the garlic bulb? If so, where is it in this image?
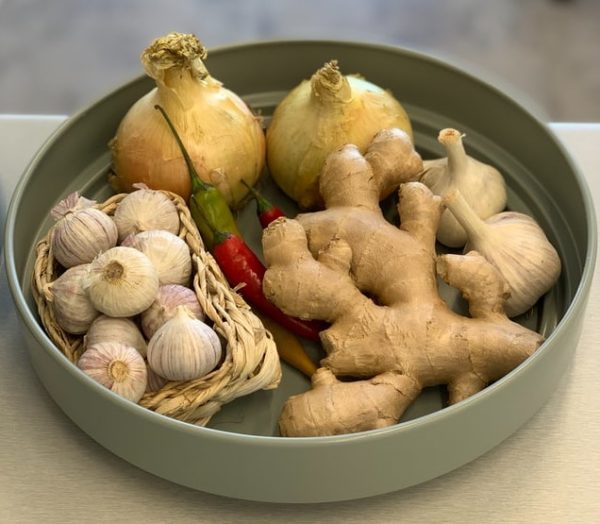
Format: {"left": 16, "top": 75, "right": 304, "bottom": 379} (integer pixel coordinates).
{"left": 83, "top": 246, "right": 159, "bottom": 317}
{"left": 141, "top": 284, "right": 205, "bottom": 339}
{"left": 77, "top": 342, "right": 147, "bottom": 402}
{"left": 84, "top": 315, "right": 147, "bottom": 357}
{"left": 126, "top": 230, "right": 192, "bottom": 286}
{"left": 45, "top": 264, "right": 99, "bottom": 334}
{"left": 420, "top": 128, "right": 507, "bottom": 248}
{"left": 267, "top": 60, "right": 413, "bottom": 209}
{"left": 147, "top": 306, "right": 221, "bottom": 381}
{"left": 50, "top": 192, "right": 118, "bottom": 268}
{"left": 445, "top": 189, "right": 561, "bottom": 317}
{"left": 109, "top": 32, "right": 265, "bottom": 207}
{"left": 112, "top": 185, "right": 180, "bottom": 242}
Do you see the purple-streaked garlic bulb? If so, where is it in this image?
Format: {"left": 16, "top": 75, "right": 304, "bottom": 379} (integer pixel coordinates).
{"left": 45, "top": 264, "right": 99, "bottom": 334}
{"left": 50, "top": 192, "right": 118, "bottom": 268}
{"left": 141, "top": 284, "right": 204, "bottom": 339}
{"left": 78, "top": 342, "right": 147, "bottom": 402}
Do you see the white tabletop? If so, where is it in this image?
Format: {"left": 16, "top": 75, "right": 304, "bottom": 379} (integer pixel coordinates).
{"left": 1, "top": 116, "right": 598, "bottom": 523}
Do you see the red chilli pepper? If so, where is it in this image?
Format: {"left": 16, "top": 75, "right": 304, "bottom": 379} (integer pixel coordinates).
{"left": 156, "top": 105, "right": 324, "bottom": 341}
{"left": 242, "top": 181, "right": 286, "bottom": 229}
{"left": 212, "top": 231, "right": 324, "bottom": 341}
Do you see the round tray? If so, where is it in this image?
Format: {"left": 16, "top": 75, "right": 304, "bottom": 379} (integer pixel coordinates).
{"left": 4, "top": 40, "right": 596, "bottom": 503}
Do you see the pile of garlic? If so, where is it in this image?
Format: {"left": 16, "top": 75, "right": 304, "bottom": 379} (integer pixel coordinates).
{"left": 45, "top": 186, "right": 222, "bottom": 403}
{"left": 420, "top": 128, "right": 561, "bottom": 317}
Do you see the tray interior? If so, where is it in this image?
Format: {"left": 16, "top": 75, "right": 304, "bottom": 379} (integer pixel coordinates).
{"left": 17, "top": 88, "right": 569, "bottom": 437}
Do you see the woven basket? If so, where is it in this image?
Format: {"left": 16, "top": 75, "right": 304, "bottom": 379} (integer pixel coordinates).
{"left": 32, "top": 191, "right": 282, "bottom": 425}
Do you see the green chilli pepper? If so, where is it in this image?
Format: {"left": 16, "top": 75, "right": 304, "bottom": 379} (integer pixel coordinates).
{"left": 155, "top": 104, "right": 241, "bottom": 249}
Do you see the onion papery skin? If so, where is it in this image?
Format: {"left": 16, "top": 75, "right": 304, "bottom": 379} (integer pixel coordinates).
{"left": 110, "top": 70, "right": 265, "bottom": 208}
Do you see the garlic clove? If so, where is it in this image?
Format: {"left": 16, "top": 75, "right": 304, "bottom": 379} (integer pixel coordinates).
{"left": 141, "top": 284, "right": 205, "bottom": 339}
{"left": 445, "top": 189, "right": 561, "bottom": 317}
{"left": 77, "top": 342, "right": 147, "bottom": 402}
{"left": 84, "top": 246, "right": 159, "bottom": 317}
{"left": 84, "top": 315, "right": 147, "bottom": 357}
{"left": 112, "top": 185, "right": 180, "bottom": 242}
{"left": 147, "top": 306, "right": 222, "bottom": 381}
{"left": 126, "top": 230, "right": 192, "bottom": 286}
{"left": 420, "top": 128, "right": 507, "bottom": 248}
{"left": 50, "top": 192, "right": 118, "bottom": 268}
{"left": 46, "top": 264, "right": 99, "bottom": 334}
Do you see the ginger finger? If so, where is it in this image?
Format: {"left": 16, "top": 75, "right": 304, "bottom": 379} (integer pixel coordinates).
{"left": 279, "top": 369, "right": 421, "bottom": 437}
{"left": 437, "top": 250, "right": 510, "bottom": 320}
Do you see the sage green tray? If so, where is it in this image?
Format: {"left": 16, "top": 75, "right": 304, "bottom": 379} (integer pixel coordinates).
{"left": 4, "top": 40, "right": 596, "bottom": 503}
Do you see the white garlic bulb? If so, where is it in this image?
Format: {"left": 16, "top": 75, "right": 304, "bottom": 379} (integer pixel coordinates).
{"left": 420, "top": 128, "right": 507, "bottom": 248}
{"left": 445, "top": 189, "right": 562, "bottom": 317}
{"left": 141, "top": 284, "right": 205, "bottom": 339}
{"left": 45, "top": 264, "right": 99, "bottom": 334}
{"left": 112, "top": 184, "right": 180, "bottom": 242}
{"left": 125, "top": 230, "right": 192, "bottom": 286}
{"left": 50, "top": 192, "right": 118, "bottom": 268}
{"left": 84, "top": 315, "right": 147, "bottom": 357}
{"left": 147, "top": 306, "right": 222, "bottom": 381}
{"left": 83, "top": 246, "right": 159, "bottom": 317}
{"left": 77, "top": 342, "right": 147, "bottom": 402}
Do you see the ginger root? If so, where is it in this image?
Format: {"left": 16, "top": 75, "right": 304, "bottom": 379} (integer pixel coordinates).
{"left": 262, "top": 128, "right": 544, "bottom": 437}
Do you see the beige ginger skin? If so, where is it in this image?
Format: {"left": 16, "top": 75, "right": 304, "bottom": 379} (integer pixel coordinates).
{"left": 261, "top": 128, "right": 544, "bottom": 437}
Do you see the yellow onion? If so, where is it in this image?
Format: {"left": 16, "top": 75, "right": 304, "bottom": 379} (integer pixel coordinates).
{"left": 266, "top": 60, "right": 413, "bottom": 209}
{"left": 109, "top": 32, "right": 265, "bottom": 207}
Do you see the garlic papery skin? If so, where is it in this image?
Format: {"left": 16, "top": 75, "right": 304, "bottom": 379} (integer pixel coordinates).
{"left": 266, "top": 60, "right": 413, "bottom": 209}
{"left": 109, "top": 32, "right": 265, "bottom": 207}
{"left": 84, "top": 315, "right": 147, "bottom": 357}
{"left": 50, "top": 192, "right": 118, "bottom": 268}
{"left": 146, "top": 365, "right": 168, "bottom": 393}
{"left": 84, "top": 246, "right": 159, "bottom": 317}
{"left": 126, "top": 230, "right": 192, "bottom": 286}
{"left": 445, "top": 189, "right": 562, "bottom": 317}
{"left": 147, "top": 306, "right": 221, "bottom": 381}
{"left": 77, "top": 342, "right": 147, "bottom": 403}
{"left": 46, "top": 264, "right": 99, "bottom": 334}
{"left": 141, "top": 284, "right": 204, "bottom": 339}
{"left": 420, "top": 128, "right": 507, "bottom": 248}
{"left": 112, "top": 185, "right": 180, "bottom": 242}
